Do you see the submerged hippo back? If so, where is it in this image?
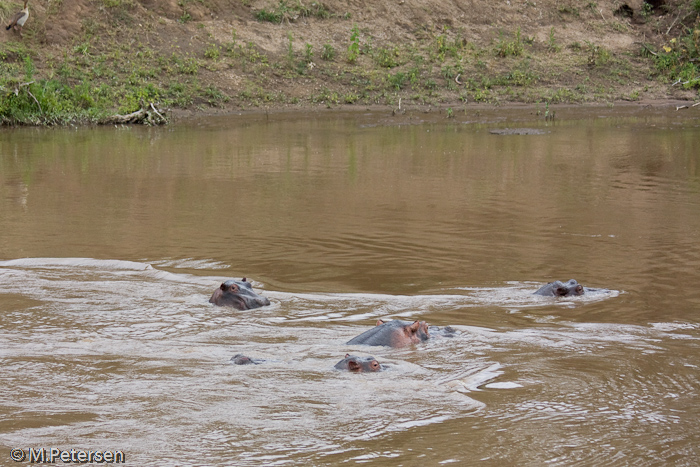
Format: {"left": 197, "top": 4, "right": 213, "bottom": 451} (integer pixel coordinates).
{"left": 347, "top": 320, "right": 430, "bottom": 348}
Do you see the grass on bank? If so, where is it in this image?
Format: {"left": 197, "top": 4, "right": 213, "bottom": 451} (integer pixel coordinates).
{"left": 1, "top": 0, "right": 698, "bottom": 125}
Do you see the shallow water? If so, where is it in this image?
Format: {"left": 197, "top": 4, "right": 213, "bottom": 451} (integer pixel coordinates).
{"left": 1, "top": 107, "right": 700, "bottom": 465}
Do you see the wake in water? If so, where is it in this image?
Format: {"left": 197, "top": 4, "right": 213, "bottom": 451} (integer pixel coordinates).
{"left": 1, "top": 258, "right": 696, "bottom": 466}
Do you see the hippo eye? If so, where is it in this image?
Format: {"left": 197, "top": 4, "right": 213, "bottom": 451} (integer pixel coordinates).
{"left": 575, "top": 286, "right": 584, "bottom": 294}
{"left": 371, "top": 361, "right": 380, "bottom": 370}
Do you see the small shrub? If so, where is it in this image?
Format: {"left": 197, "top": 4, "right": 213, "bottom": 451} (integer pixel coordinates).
{"left": 496, "top": 28, "right": 523, "bottom": 57}
{"left": 204, "top": 44, "right": 221, "bottom": 60}
{"left": 304, "top": 43, "right": 313, "bottom": 63}
{"left": 547, "top": 27, "right": 560, "bottom": 53}
{"left": 373, "top": 47, "right": 399, "bottom": 68}
{"left": 254, "top": 1, "right": 335, "bottom": 24}
{"left": 387, "top": 71, "right": 407, "bottom": 90}
{"left": 255, "top": 8, "right": 283, "bottom": 23}
{"left": 586, "top": 41, "right": 610, "bottom": 66}
{"left": 343, "top": 93, "right": 359, "bottom": 104}
{"left": 321, "top": 43, "right": 336, "bottom": 61}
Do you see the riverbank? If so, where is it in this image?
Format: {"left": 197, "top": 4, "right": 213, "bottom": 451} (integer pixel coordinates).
{"left": 1, "top": 0, "right": 699, "bottom": 125}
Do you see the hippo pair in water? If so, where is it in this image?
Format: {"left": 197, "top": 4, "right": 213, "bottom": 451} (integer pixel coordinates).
{"left": 231, "top": 353, "right": 382, "bottom": 372}
{"left": 231, "top": 319, "right": 453, "bottom": 372}
{"left": 210, "top": 277, "right": 599, "bottom": 308}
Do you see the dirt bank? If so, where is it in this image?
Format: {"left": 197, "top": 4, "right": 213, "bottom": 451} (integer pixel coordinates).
{"left": 1, "top": 0, "right": 698, "bottom": 122}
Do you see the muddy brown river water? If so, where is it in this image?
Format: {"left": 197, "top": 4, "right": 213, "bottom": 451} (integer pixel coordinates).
{"left": 1, "top": 106, "right": 699, "bottom": 466}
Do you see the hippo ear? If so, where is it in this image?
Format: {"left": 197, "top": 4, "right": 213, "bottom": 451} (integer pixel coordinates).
{"left": 242, "top": 277, "right": 247, "bottom": 282}
{"left": 348, "top": 360, "right": 361, "bottom": 371}
{"left": 376, "top": 319, "right": 386, "bottom": 326}
{"left": 406, "top": 321, "right": 421, "bottom": 334}
{"left": 345, "top": 353, "right": 350, "bottom": 358}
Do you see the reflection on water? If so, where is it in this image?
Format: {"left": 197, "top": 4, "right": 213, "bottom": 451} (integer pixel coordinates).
{"left": 1, "top": 107, "right": 700, "bottom": 465}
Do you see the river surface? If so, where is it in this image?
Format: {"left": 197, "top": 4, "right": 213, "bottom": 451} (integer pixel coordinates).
{"left": 1, "top": 106, "right": 699, "bottom": 466}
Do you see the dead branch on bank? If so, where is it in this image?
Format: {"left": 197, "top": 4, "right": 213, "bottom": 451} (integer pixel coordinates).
{"left": 101, "top": 103, "right": 167, "bottom": 125}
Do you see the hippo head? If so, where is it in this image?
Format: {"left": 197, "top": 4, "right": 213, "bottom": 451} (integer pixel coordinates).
{"left": 397, "top": 320, "right": 430, "bottom": 345}
{"left": 230, "top": 354, "right": 258, "bottom": 365}
{"left": 535, "top": 279, "right": 585, "bottom": 297}
{"left": 209, "top": 278, "right": 271, "bottom": 310}
{"left": 335, "top": 354, "right": 382, "bottom": 372}
{"left": 377, "top": 319, "right": 431, "bottom": 345}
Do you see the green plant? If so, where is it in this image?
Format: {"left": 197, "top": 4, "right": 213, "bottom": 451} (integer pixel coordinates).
{"left": 347, "top": 24, "right": 360, "bottom": 63}
{"left": 23, "top": 56, "right": 35, "bottom": 80}
{"left": 586, "top": 41, "right": 611, "bottom": 66}
{"left": 304, "top": 43, "right": 314, "bottom": 63}
{"left": 387, "top": 71, "right": 407, "bottom": 90}
{"left": 373, "top": 47, "right": 399, "bottom": 68}
{"left": 204, "top": 85, "right": 229, "bottom": 106}
{"left": 343, "top": 92, "right": 359, "bottom": 103}
{"left": 287, "top": 32, "right": 295, "bottom": 63}
{"left": 502, "top": 69, "right": 537, "bottom": 86}
{"left": 73, "top": 42, "right": 91, "bottom": 56}
{"left": 255, "top": 7, "right": 283, "bottom": 23}
{"left": 544, "top": 100, "right": 555, "bottom": 120}
{"left": 321, "top": 43, "right": 336, "bottom": 61}
{"left": 171, "top": 54, "right": 199, "bottom": 74}
{"left": 496, "top": 28, "right": 523, "bottom": 57}
{"left": 204, "top": 44, "right": 221, "bottom": 60}
{"left": 254, "top": 0, "right": 335, "bottom": 24}
{"left": 101, "top": 0, "right": 134, "bottom": 8}
{"left": 435, "top": 33, "right": 448, "bottom": 61}
{"left": 547, "top": 27, "right": 560, "bottom": 53}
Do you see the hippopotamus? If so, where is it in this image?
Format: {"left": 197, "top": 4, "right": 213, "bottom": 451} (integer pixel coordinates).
{"left": 347, "top": 319, "right": 430, "bottom": 348}
{"left": 230, "top": 354, "right": 265, "bottom": 365}
{"left": 334, "top": 354, "right": 382, "bottom": 372}
{"left": 374, "top": 319, "right": 457, "bottom": 339}
{"left": 534, "top": 279, "right": 585, "bottom": 297}
{"left": 209, "top": 278, "right": 270, "bottom": 310}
